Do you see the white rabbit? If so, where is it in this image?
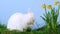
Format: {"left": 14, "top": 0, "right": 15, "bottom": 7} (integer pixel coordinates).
{"left": 7, "top": 8, "right": 35, "bottom": 31}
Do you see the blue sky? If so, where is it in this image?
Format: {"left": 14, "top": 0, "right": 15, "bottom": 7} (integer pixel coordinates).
{"left": 0, "top": 0, "right": 60, "bottom": 29}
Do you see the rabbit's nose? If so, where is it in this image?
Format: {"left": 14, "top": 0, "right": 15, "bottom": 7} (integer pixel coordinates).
{"left": 27, "top": 22, "right": 33, "bottom": 25}
{"left": 27, "top": 22, "right": 34, "bottom": 27}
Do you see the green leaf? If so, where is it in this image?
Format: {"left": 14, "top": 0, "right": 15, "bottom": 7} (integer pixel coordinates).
{"left": 40, "top": 16, "right": 46, "bottom": 21}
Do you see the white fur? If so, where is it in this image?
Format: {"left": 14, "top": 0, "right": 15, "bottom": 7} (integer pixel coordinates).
{"left": 7, "top": 9, "right": 35, "bottom": 31}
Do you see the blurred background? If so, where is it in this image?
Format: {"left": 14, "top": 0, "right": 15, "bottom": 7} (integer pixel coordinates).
{"left": 0, "top": 0, "right": 60, "bottom": 29}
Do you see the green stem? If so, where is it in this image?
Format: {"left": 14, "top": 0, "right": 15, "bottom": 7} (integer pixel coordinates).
{"left": 45, "top": 8, "right": 47, "bottom": 14}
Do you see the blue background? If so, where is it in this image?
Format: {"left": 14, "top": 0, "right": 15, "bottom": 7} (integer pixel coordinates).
{"left": 0, "top": 0, "right": 60, "bottom": 29}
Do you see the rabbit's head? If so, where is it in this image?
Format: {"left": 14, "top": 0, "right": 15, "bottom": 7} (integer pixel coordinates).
{"left": 26, "top": 8, "right": 35, "bottom": 27}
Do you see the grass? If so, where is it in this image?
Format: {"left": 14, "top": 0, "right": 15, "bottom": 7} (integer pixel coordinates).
{"left": 0, "top": 23, "right": 60, "bottom": 34}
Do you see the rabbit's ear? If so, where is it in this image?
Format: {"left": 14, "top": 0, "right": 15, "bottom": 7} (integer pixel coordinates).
{"left": 28, "top": 8, "right": 32, "bottom": 13}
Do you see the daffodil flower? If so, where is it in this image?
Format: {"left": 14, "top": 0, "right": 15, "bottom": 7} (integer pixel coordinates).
{"left": 47, "top": 5, "right": 52, "bottom": 9}
{"left": 42, "top": 4, "right": 46, "bottom": 9}
{"left": 54, "top": 1, "right": 59, "bottom": 6}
